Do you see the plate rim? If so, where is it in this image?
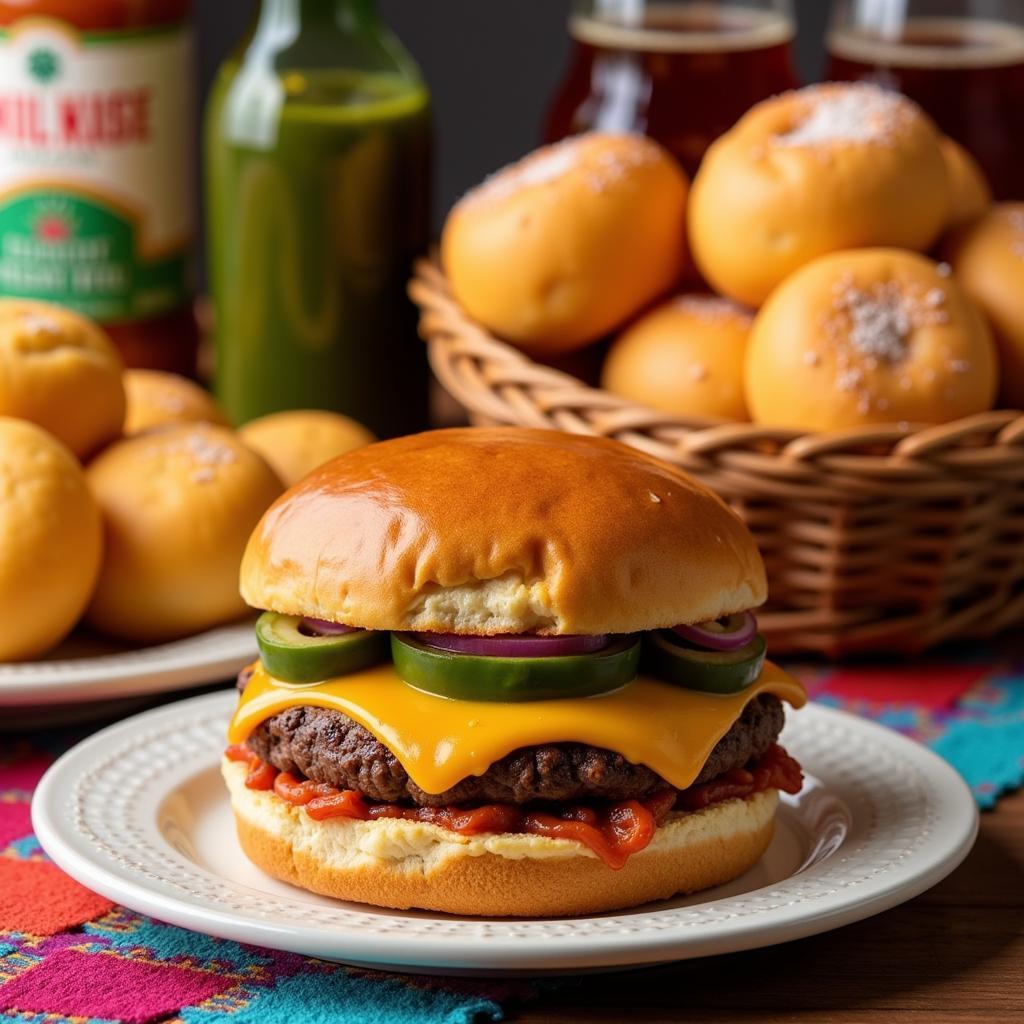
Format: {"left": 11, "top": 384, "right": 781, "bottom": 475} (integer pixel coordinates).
{"left": 31, "top": 690, "right": 979, "bottom": 973}
{"left": 0, "top": 623, "right": 257, "bottom": 706}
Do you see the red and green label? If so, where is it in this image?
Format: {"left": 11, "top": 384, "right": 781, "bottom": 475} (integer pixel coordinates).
{"left": 0, "top": 19, "right": 194, "bottom": 321}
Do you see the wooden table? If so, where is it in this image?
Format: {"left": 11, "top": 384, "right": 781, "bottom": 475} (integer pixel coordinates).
{"left": 518, "top": 789, "right": 1024, "bottom": 1023}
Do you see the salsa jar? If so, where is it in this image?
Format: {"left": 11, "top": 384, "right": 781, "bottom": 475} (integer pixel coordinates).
{"left": 0, "top": 0, "right": 198, "bottom": 373}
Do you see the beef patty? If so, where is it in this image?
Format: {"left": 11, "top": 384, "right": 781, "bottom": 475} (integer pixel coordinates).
{"left": 239, "top": 670, "right": 785, "bottom": 807}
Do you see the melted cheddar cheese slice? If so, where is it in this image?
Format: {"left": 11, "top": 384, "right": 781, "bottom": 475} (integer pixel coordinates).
{"left": 229, "top": 660, "right": 807, "bottom": 796}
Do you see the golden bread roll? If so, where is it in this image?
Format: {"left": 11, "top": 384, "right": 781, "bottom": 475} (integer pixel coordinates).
{"left": 602, "top": 295, "right": 752, "bottom": 420}
{"left": 86, "top": 424, "right": 282, "bottom": 643}
{"left": 943, "top": 203, "right": 1024, "bottom": 408}
{"left": 0, "top": 418, "right": 102, "bottom": 660}
{"left": 939, "top": 136, "right": 991, "bottom": 230}
{"left": 688, "top": 83, "right": 950, "bottom": 306}
{"left": 0, "top": 299, "right": 125, "bottom": 458}
{"left": 241, "top": 428, "right": 765, "bottom": 636}
{"left": 224, "top": 756, "right": 778, "bottom": 917}
{"left": 441, "top": 133, "right": 689, "bottom": 356}
{"left": 238, "top": 409, "right": 376, "bottom": 487}
{"left": 745, "top": 248, "right": 997, "bottom": 431}
{"left": 124, "top": 369, "right": 228, "bottom": 436}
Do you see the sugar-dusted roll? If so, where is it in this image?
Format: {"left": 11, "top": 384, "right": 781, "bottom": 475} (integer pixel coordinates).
{"left": 0, "top": 418, "right": 102, "bottom": 661}
{"left": 689, "top": 83, "right": 950, "bottom": 307}
{"left": 239, "top": 409, "right": 376, "bottom": 487}
{"left": 939, "top": 136, "right": 991, "bottom": 230}
{"left": 944, "top": 203, "right": 1024, "bottom": 408}
{"left": 123, "top": 369, "right": 228, "bottom": 436}
{"left": 442, "top": 133, "right": 689, "bottom": 356}
{"left": 603, "top": 294, "right": 753, "bottom": 420}
{"left": 0, "top": 299, "right": 125, "bottom": 458}
{"left": 745, "top": 248, "right": 997, "bottom": 431}
{"left": 86, "top": 424, "right": 282, "bottom": 642}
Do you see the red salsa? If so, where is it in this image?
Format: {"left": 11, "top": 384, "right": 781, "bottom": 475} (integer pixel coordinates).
{"left": 225, "top": 743, "right": 803, "bottom": 870}
{"left": 676, "top": 744, "right": 803, "bottom": 812}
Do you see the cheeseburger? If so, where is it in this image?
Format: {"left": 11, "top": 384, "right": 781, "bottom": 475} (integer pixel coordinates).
{"left": 224, "top": 428, "right": 806, "bottom": 917}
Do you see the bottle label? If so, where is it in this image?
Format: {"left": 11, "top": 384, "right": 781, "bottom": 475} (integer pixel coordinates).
{"left": 0, "top": 18, "right": 194, "bottom": 321}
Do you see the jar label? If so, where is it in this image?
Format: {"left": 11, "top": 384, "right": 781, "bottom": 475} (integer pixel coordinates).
{"left": 0, "top": 19, "right": 194, "bottom": 321}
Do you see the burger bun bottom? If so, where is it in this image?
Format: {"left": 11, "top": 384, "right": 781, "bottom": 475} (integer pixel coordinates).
{"left": 223, "top": 758, "right": 777, "bottom": 917}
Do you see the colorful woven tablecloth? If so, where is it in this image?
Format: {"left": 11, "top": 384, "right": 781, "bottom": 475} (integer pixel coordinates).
{"left": 804, "top": 643, "right": 1024, "bottom": 808}
{"left": 2, "top": 646, "right": 1022, "bottom": 1022}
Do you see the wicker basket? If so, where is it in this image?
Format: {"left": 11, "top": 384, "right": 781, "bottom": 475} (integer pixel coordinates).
{"left": 410, "top": 258, "right": 1024, "bottom": 657}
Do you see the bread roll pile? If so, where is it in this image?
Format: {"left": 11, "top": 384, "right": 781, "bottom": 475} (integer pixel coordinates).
{"left": 442, "top": 82, "right": 1018, "bottom": 431}
{"left": 0, "top": 300, "right": 375, "bottom": 661}
{"left": 442, "top": 133, "right": 688, "bottom": 356}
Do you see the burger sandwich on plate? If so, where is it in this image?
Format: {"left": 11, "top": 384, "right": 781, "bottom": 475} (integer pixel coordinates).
{"left": 224, "top": 428, "right": 806, "bottom": 917}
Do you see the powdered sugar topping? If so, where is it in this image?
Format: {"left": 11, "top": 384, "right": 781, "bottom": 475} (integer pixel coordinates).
{"left": 146, "top": 429, "right": 239, "bottom": 485}
{"left": 460, "top": 135, "right": 658, "bottom": 207}
{"left": 1006, "top": 207, "right": 1024, "bottom": 259}
{"left": 829, "top": 274, "right": 949, "bottom": 362}
{"left": 815, "top": 273, "right": 955, "bottom": 415}
{"left": 773, "top": 83, "right": 915, "bottom": 149}
{"left": 16, "top": 311, "right": 62, "bottom": 337}
{"left": 672, "top": 294, "right": 753, "bottom": 324}
{"left": 150, "top": 391, "right": 188, "bottom": 414}
{"left": 500, "top": 142, "right": 578, "bottom": 191}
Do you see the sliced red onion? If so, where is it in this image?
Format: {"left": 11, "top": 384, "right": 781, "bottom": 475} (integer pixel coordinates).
{"left": 414, "top": 632, "right": 609, "bottom": 658}
{"left": 672, "top": 611, "right": 757, "bottom": 651}
{"left": 300, "top": 617, "right": 357, "bottom": 637}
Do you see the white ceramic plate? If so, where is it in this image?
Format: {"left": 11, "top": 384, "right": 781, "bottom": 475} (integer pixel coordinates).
{"left": 0, "top": 623, "right": 256, "bottom": 712}
{"left": 32, "top": 691, "right": 977, "bottom": 975}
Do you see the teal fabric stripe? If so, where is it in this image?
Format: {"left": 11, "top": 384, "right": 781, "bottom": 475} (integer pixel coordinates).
{"left": 931, "top": 716, "right": 1024, "bottom": 809}
{"left": 180, "top": 969, "right": 503, "bottom": 1024}
{"left": 84, "top": 915, "right": 277, "bottom": 970}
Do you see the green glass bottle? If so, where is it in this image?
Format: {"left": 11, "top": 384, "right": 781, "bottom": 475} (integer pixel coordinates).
{"left": 205, "top": 0, "right": 431, "bottom": 434}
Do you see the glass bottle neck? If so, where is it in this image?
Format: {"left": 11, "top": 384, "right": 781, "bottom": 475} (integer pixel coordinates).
{"left": 259, "top": 0, "right": 380, "bottom": 32}
{"left": 243, "top": 0, "right": 421, "bottom": 88}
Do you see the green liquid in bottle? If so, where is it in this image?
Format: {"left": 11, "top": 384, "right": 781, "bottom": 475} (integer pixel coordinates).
{"left": 205, "top": 1, "right": 431, "bottom": 435}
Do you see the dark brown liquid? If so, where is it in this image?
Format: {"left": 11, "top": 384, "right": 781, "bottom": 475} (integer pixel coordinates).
{"left": 827, "top": 18, "right": 1024, "bottom": 199}
{"left": 544, "top": 5, "right": 799, "bottom": 176}
{"left": 107, "top": 308, "right": 198, "bottom": 377}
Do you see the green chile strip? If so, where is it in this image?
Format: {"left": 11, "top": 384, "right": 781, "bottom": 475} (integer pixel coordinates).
{"left": 391, "top": 633, "right": 641, "bottom": 702}
{"left": 642, "top": 631, "right": 767, "bottom": 694}
{"left": 256, "top": 612, "right": 388, "bottom": 684}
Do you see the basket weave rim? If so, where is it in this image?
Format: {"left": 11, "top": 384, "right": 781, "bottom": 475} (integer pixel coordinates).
{"left": 410, "top": 257, "right": 1024, "bottom": 470}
